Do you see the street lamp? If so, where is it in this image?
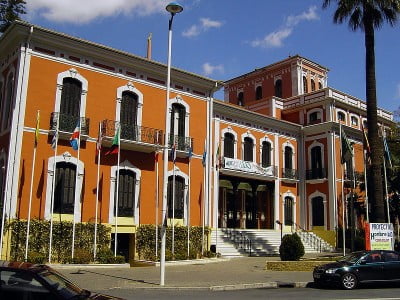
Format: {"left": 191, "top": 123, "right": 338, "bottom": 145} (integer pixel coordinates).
{"left": 160, "top": 1, "right": 183, "bottom": 286}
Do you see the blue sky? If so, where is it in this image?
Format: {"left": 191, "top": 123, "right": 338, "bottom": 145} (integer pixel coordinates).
{"left": 25, "top": 0, "right": 400, "bottom": 115}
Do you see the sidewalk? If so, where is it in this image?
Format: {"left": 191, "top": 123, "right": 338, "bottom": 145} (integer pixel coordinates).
{"left": 55, "top": 256, "right": 316, "bottom": 292}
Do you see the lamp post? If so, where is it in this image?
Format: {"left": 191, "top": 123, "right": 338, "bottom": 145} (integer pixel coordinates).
{"left": 160, "top": 1, "right": 183, "bottom": 286}
{"left": 276, "top": 220, "right": 283, "bottom": 242}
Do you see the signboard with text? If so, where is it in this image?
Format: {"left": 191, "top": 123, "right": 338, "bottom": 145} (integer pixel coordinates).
{"left": 223, "top": 157, "right": 274, "bottom": 176}
{"left": 365, "top": 223, "right": 394, "bottom": 250}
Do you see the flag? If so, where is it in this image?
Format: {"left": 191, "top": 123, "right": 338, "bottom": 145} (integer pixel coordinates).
{"left": 187, "top": 146, "right": 193, "bottom": 161}
{"left": 340, "top": 126, "right": 353, "bottom": 164}
{"left": 96, "top": 123, "right": 102, "bottom": 154}
{"left": 361, "top": 122, "right": 371, "bottom": 163}
{"left": 383, "top": 135, "right": 392, "bottom": 168}
{"left": 105, "top": 127, "right": 120, "bottom": 155}
{"left": 70, "top": 120, "right": 80, "bottom": 150}
{"left": 170, "top": 142, "right": 176, "bottom": 162}
{"left": 51, "top": 130, "right": 58, "bottom": 150}
{"left": 216, "top": 143, "right": 220, "bottom": 169}
{"left": 34, "top": 110, "right": 40, "bottom": 148}
{"left": 202, "top": 149, "right": 207, "bottom": 167}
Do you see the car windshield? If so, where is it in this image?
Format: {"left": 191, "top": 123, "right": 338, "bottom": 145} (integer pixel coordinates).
{"left": 337, "top": 251, "right": 367, "bottom": 263}
{"left": 38, "top": 269, "right": 85, "bottom": 299}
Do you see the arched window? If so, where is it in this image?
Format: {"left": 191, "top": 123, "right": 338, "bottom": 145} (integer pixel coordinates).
{"left": 224, "top": 133, "right": 234, "bottom": 158}
{"left": 351, "top": 116, "right": 358, "bottom": 126}
{"left": 167, "top": 175, "right": 185, "bottom": 219}
{"left": 0, "top": 158, "right": 5, "bottom": 212}
{"left": 237, "top": 92, "right": 244, "bottom": 106}
{"left": 311, "top": 79, "right": 316, "bottom": 92}
{"left": 261, "top": 141, "right": 271, "bottom": 167}
{"left": 274, "top": 79, "right": 282, "bottom": 98}
{"left": 284, "top": 197, "right": 294, "bottom": 226}
{"left": 310, "top": 146, "right": 323, "bottom": 179}
{"left": 115, "top": 169, "right": 136, "bottom": 217}
{"left": 312, "top": 196, "right": 324, "bottom": 226}
{"left": 54, "top": 162, "right": 76, "bottom": 214}
{"left": 2, "top": 73, "right": 14, "bottom": 130}
{"left": 337, "top": 111, "right": 346, "bottom": 122}
{"left": 59, "top": 78, "right": 82, "bottom": 132}
{"left": 303, "top": 76, "right": 308, "bottom": 94}
{"left": 120, "top": 91, "right": 138, "bottom": 140}
{"left": 170, "top": 103, "right": 186, "bottom": 150}
{"left": 284, "top": 146, "right": 293, "bottom": 170}
{"left": 318, "top": 82, "right": 323, "bottom": 90}
{"left": 255, "top": 86, "right": 262, "bottom": 100}
{"left": 243, "top": 137, "right": 254, "bottom": 162}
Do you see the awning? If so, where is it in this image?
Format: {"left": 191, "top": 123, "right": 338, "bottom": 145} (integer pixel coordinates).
{"left": 219, "top": 179, "right": 233, "bottom": 190}
{"left": 237, "top": 182, "right": 252, "bottom": 192}
{"left": 256, "top": 185, "right": 268, "bottom": 192}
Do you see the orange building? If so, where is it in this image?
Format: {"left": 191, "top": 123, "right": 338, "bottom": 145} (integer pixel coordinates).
{"left": 0, "top": 22, "right": 395, "bottom": 262}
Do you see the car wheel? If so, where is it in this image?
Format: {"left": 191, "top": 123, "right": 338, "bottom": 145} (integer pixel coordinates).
{"left": 341, "top": 273, "right": 357, "bottom": 290}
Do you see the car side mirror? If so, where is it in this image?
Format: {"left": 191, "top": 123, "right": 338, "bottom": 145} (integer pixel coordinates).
{"left": 359, "top": 259, "right": 367, "bottom": 265}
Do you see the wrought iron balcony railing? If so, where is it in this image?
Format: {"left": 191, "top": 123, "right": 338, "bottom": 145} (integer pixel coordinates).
{"left": 281, "top": 168, "right": 298, "bottom": 180}
{"left": 50, "top": 112, "right": 90, "bottom": 135}
{"left": 168, "top": 134, "right": 193, "bottom": 152}
{"left": 344, "top": 171, "right": 364, "bottom": 182}
{"left": 101, "top": 119, "right": 163, "bottom": 146}
{"left": 306, "top": 168, "right": 327, "bottom": 180}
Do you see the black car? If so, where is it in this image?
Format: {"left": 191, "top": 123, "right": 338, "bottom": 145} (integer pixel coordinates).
{"left": 313, "top": 250, "right": 400, "bottom": 289}
{"left": 0, "top": 261, "right": 124, "bottom": 299}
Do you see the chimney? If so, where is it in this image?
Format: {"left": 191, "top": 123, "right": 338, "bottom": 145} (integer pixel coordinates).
{"left": 146, "top": 33, "right": 152, "bottom": 60}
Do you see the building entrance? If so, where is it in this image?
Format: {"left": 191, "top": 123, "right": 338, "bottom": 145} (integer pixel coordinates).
{"left": 218, "top": 177, "right": 274, "bottom": 229}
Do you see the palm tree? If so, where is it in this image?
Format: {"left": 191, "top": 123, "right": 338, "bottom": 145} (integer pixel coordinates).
{"left": 323, "top": 0, "right": 400, "bottom": 222}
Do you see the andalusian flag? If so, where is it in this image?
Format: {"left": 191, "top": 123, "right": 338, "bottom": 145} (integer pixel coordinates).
{"left": 106, "top": 126, "right": 120, "bottom": 155}
{"left": 34, "top": 110, "right": 40, "bottom": 147}
{"left": 340, "top": 125, "right": 353, "bottom": 164}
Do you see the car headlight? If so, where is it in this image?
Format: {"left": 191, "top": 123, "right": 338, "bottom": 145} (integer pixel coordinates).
{"left": 325, "top": 268, "right": 338, "bottom": 274}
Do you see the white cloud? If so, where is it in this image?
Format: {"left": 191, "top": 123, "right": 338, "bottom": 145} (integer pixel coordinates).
{"left": 183, "top": 17, "right": 223, "bottom": 37}
{"left": 397, "top": 83, "right": 400, "bottom": 98}
{"left": 182, "top": 25, "right": 201, "bottom": 37}
{"left": 285, "top": 6, "right": 319, "bottom": 27}
{"left": 26, "top": 0, "right": 169, "bottom": 24}
{"left": 251, "top": 28, "right": 292, "bottom": 48}
{"left": 251, "top": 6, "right": 319, "bottom": 48}
{"left": 200, "top": 18, "right": 222, "bottom": 29}
{"left": 202, "top": 62, "right": 224, "bottom": 76}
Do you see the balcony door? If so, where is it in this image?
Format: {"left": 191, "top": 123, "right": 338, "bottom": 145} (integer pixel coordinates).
{"left": 120, "top": 91, "right": 138, "bottom": 140}
{"left": 170, "top": 103, "right": 186, "bottom": 150}
{"left": 59, "top": 78, "right": 82, "bottom": 132}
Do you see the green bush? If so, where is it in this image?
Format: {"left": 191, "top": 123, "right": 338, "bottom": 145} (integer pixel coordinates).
{"left": 27, "top": 251, "right": 47, "bottom": 264}
{"left": 73, "top": 248, "right": 92, "bottom": 264}
{"left": 96, "top": 247, "right": 125, "bottom": 264}
{"left": 279, "top": 233, "right": 305, "bottom": 261}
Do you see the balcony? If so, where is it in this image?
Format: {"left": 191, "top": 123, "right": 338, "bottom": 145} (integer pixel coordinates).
{"left": 102, "top": 119, "right": 163, "bottom": 153}
{"left": 306, "top": 168, "right": 327, "bottom": 180}
{"left": 168, "top": 134, "right": 193, "bottom": 153}
{"left": 344, "top": 171, "right": 364, "bottom": 183}
{"left": 281, "top": 168, "right": 299, "bottom": 180}
{"left": 50, "top": 112, "right": 90, "bottom": 135}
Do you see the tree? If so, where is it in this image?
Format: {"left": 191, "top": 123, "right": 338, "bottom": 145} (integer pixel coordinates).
{"left": 0, "top": 0, "right": 26, "bottom": 33}
{"left": 323, "top": 0, "right": 400, "bottom": 222}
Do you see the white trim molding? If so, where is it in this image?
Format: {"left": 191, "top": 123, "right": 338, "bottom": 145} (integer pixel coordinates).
{"left": 109, "top": 160, "right": 141, "bottom": 225}
{"left": 45, "top": 152, "right": 84, "bottom": 222}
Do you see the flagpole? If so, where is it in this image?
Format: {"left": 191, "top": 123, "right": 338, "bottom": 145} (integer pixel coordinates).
{"left": 363, "top": 149, "right": 369, "bottom": 223}
{"left": 49, "top": 113, "right": 60, "bottom": 263}
{"left": 25, "top": 110, "right": 40, "bottom": 261}
{"left": 202, "top": 160, "right": 205, "bottom": 257}
{"left": 155, "top": 150, "right": 159, "bottom": 258}
{"left": 94, "top": 121, "right": 102, "bottom": 260}
{"left": 187, "top": 147, "right": 191, "bottom": 259}
{"left": 114, "top": 123, "right": 121, "bottom": 257}
{"left": 339, "top": 125, "right": 346, "bottom": 256}
{"left": 172, "top": 157, "right": 175, "bottom": 257}
{"left": 0, "top": 161, "right": 8, "bottom": 260}
{"left": 382, "top": 130, "right": 391, "bottom": 223}
{"left": 71, "top": 117, "right": 82, "bottom": 259}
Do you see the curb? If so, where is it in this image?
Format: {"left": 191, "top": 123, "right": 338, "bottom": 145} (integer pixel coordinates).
{"left": 123, "top": 281, "right": 311, "bottom": 291}
{"left": 50, "top": 263, "right": 131, "bottom": 269}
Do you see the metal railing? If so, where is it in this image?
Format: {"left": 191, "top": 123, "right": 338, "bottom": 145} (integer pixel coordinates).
{"left": 306, "top": 168, "right": 327, "bottom": 180}
{"left": 101, "top": 119, "right": 163, "bottom": 146}
{"left": 281, "top": 168, "right": 298, "bottom": 180}
{"left": 168, "top": 134, "right": 193, "bottom": 152}
{"left": 50, "top": 112, "right": 90, "bottom": 135}
{"left": 221, "top": 228, "right": 253, "bottom": 256}
{"left": 292, "top": 223, "right": 331, "bottom": 253}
